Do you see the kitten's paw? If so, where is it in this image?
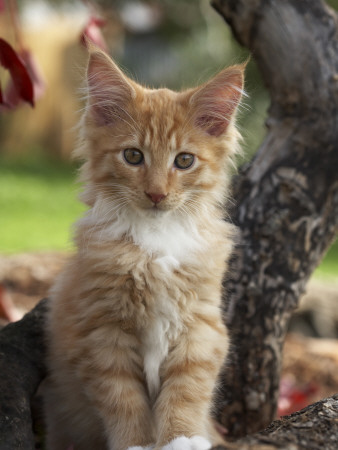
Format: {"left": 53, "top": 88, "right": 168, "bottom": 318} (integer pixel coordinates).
{"left": 162, "top": 436, "right": 211, "bottom": 450}
{"left": 127, "top": 446, "right": 153, "bottom": 450}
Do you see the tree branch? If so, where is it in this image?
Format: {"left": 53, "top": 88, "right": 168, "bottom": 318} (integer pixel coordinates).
{"left": 0, "top": 299, "right": 47, "bottom": 450}
{"left": 214, "top": 394, "right": 338, "bottom": 449}
{"left": 212, "top": 0, "right": 338, "bottom": 436}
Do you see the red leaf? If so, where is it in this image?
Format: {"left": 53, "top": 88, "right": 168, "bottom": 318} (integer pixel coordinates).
{"left": 0, "top": 38, "right": 34, "bottom": 108}
{"left": 80, "top": 16, "right": 108, "bottom": 52}
{"left": 19, "top": 48, "right": 46, "bottom": 100}
{"left": 3, "top": 48, "right": 46, "bottom": 109}
{"left": 0, "top": 0, "right": 5, "bottom": 13}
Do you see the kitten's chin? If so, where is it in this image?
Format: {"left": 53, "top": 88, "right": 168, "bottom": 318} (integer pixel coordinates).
{"left": 142, "top": 206, "right": 170, "bottom": 218}
{"left": 130, "top": 200, "right": 172, "bottom": 216}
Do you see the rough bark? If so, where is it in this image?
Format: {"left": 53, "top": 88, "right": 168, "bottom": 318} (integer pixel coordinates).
{"left": 212, "top": 0, "right": 338, "bottom": 437}
{"left": 0, "top": 299, "right": 48, "bottom": 450}
{"left": 215, "top": 394, "right": 338, "bottom": 450}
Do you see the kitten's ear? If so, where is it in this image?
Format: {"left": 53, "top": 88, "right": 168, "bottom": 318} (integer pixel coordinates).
{"left": 190, "top": 64, "right": 245, "bottom": 137}
{"left": 86, "top": 49, "right": 135, "bottom": 126}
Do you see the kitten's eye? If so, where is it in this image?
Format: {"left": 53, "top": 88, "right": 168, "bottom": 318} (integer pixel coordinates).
{"left": 123, "top": 148, "right": 144, "bottom": 165}
{"left": 174, "top": 153, "right": 195, "bottom": 170}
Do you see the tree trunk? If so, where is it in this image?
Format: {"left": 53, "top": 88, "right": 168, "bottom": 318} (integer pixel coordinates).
{"left": 212, "top": 0, "right": 338, "bottom": 437}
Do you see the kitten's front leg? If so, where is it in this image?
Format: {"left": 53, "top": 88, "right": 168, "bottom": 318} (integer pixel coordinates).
{"left": 76, "top": 327, "right": 154, "bottom": 450}
{"left": 101, "top": 377, "right": 153, "bottom": 450}
{"left": 153, "top": 316, "right": 229, "bottom": 450}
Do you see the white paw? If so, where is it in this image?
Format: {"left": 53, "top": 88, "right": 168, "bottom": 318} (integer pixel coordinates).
{"left": 162, "top": 436, "right": 211, "bottom": 450}
{"left": 127, "top": 446, "right": 153, "bottom": 450}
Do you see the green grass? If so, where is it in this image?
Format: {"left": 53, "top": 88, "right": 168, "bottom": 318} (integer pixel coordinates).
{"left": 314, "top": 239, "right": 338, "bottom": 279}
{"left": 0, "top": 155, "right": 336, "bottom": 278}
{"left": 0, "top": 156, "right": 85, "bottom": 253}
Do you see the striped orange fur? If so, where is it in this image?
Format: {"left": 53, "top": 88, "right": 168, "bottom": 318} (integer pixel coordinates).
{"left": 44, "top": 48, "right": 245, "bottom": 450}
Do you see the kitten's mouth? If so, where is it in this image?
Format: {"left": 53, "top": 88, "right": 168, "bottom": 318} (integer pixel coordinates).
{"left": 137, "top": 199, "right": 170, "bottom": 215}
{"left": 151, "top": 204, "right": 164, "bottom": 212}
{"left": 145, "top": 204, "right": 169, "bottom": 215}
{"left": 146, "top": 201, "right": 166, "bottom": 210}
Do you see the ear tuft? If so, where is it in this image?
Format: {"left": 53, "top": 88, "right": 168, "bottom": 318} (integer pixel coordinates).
{"left": 86, "top": 49, "right": 135, "bottom": 126}
{"left": 191, "top": 65, "right": 245, "bottom": 137}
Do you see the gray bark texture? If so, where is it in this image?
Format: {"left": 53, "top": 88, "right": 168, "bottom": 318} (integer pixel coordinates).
{"left": 212, "top": 0, "right": 338, "bottom": 437}
{"left": 217, "top": 394, "right": 338, "bottom": 450}
{"left": 0, "top": 299, "right": 48, "bottom": 450}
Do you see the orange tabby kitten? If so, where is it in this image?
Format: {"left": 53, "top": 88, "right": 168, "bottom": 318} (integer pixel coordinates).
{"left": 44, "top": 47, "right": 244, "bottom": 450}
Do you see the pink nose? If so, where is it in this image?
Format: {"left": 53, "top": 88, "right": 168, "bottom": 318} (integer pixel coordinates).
{"left": 145, "top": 192, "right": 167, "bottom": 204}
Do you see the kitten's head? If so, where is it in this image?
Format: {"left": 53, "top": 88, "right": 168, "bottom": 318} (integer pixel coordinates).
{"left": 77, "top": 48, "right": 245, "bottom": 220}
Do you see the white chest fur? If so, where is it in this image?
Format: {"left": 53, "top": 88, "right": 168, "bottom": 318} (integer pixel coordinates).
{"left": 119, "top": 211, "right": 200, "bottom": 397}
{"left": 141, "top": 293, "right": 183, "bottom": 400}
{"left": 83, "top": 202, "right": 209, "bottom": 398}
{"left": 87, "top": 200, "right": 207, "bottom": 264}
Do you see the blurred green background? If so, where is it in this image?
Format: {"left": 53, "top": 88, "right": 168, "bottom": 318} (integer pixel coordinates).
{"left": 0, "top": 0, "right": 336, "bottom": 277}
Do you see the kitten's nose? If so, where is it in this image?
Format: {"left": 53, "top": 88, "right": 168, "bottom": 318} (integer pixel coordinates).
{"left": 145, "top": 192, "right": 167, "bottom": 204}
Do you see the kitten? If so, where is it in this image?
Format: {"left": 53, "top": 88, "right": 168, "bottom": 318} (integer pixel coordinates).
{"left": 44, "top": 47, "right": 244, "bottom": 450}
